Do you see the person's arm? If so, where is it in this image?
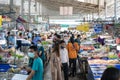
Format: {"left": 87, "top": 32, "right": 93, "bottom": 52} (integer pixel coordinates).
{"left": 26, "top": 70, "right": 35, "bottom": 80}
{"left": 74, "top": 43, "right": 79, "bottom": 52}
{"left": 24, "top": 67, "right": 32, "bottom": 73}
{"left": 66, "top": 43, "right": 69, "bottom": 53}
{"left": 26, "top": 59, "right": 39, "bottom": 80}
{"left": 0, "top": 46, "right": 10, "bottom": 53}
{"left": 66, "top": 49, "right": 69, "bottom": 65}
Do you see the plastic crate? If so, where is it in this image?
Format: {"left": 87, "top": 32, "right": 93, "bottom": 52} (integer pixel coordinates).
{"left": 0, "top": 64, "right": 11, "bottom": 72}
{"left": 94, "top": 76, "right": 101, "bottom": 78}
{"left": 115, "top": 64, "right": 120, "bottom": 70}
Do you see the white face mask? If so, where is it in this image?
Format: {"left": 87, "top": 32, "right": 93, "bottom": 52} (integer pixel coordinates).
{"left": 37, "top": 43, "right": 42, "bottom": 47}
{"left": 28, "top": 52, "right": 35, "bottom": 58}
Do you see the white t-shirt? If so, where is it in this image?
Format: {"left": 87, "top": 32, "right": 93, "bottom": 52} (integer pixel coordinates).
{"left": 60, "top": 48, "right": 69, "bottom": 64}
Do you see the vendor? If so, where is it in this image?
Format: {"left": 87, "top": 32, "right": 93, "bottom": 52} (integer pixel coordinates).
{"left": 0, "top": 46, "right": 15, "bottom": 58}
{"left": 0, "top": 46, "right": 14, "bottom": 53}
{"left": 26, "top": 46, "right": 43, "bottom": 80}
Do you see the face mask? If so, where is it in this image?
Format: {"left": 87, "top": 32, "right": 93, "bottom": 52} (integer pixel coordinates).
{"left": 61, "top": 46, "right": 65, "bottom": 49}
{"left": 28, "top": 52, "right": 35, "bottom": 58}
{"left": 37, "top": 44, "right": 42, "bottom": 47}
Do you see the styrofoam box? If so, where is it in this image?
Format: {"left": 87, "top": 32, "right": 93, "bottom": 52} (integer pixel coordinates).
{"left": 12, "top": 74, "right": 28, "bottom": 80}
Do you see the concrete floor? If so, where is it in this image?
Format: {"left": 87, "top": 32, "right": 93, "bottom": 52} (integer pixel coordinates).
{"left": 44, "top": 62, "right": 80, "bottom": 80}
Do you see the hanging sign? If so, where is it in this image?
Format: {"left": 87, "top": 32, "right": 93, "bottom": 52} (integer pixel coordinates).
{"left": 76, "top": 23, "right": 89, "bottom": 32}
{"left": 0, "top": 15, "right": 2, "bottom": 27}
{"left": 94, "top": 24, "right": 103, "bottom": 33}
{"left": 60, "top": 6, "right": 73, "bottom": 15}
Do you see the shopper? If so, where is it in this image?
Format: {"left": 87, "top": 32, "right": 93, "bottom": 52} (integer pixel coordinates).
{"left": 101, "top": 67, "right": 120, "bottom": 80}
{"left": 26, "top": 46, "right": 43, "bottom": 80}
{"left": 67, "top": 37, "right": 79, "bottom": 77}
{"left": 59, "top": 40, "right": 69, "bottom": 80}
{"left": 75, "top": 35, "right": 81, "bottom": 46}
{"left": 10, "top": 34, "right": 16, "bottom": 47}
{"left": 74, "top": 39, "right": 80, "bottom": 53}
{"left": 32, "top": 34, "right": 41, "bottom": 46}
{"left": 50, "top": 42, "right": 62, "bottom": 80}
{"left": 28, "top": 30, "right": 32, "bottom": 39}
{"left": 6, "top": 32, "right": 11, "bottom": 47}
{"left": 37, "top": 40, "right": 45, "bottom": 65}
{"left": 52, "top": 33, "right": 61, "bottom": 48}
{"left": 97, "top": 35, "right": 105, "bottom": 46}
{"left": 18, "top": 33, "right": 24, "bottom": 39}
{"left": 70, "top": 34, "right": 75, "bottom": 44}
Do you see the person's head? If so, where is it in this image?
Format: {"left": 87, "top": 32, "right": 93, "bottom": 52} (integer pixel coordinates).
{"left": 77, "top": 35, "right": 81, "bottom": 39}
{"left": 101, "top": 67, "right": 120, "bottom": 80}
{"left": 7, "top": 32, "right": 10, "bottom": 36}
{"left": 70, "top": 36, "right": 74, "bottom": 44}
{"left": 19, "top": 33, "right": 22, "bottom": 36}
{"left": 53, "top": 34, "right": 61, "bottom": 43}
{"left": 56, "top": 34, "right": 61, "bottom": 40}
{"left": 59, "top": 40, "right": 66, "bottom": 49}
{"left": 28, "top": 46, "right": 38, "bottom": 58}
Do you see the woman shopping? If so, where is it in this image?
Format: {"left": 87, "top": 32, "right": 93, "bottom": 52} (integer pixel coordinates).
{"left": 50, "top": 42, "right": 62, "bottom": 80}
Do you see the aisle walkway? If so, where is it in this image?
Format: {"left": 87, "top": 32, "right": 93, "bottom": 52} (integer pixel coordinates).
{"left": 44, "top": 61, "right": 80, "bottom": 80}
{"left": 69, "top": 77, "right": 80, "bottom": 80}
{"left": 44, "top": 62, "right": 52, "bottom": 80}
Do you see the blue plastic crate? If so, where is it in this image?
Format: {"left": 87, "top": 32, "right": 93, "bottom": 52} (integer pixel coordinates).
{"left": 94, "top": 76, "right": 101, "bottom": 79}
{"left": 0, "top": 64, "right": 11, "bottom": 72}
{"left": 115, "top": 64, "right": 120, "bottom": 70}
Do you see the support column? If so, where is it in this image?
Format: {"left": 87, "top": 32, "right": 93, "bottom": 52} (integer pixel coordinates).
{"left": 97, "top": 0, "right": 101, "bottom": 18}
{"left": 104, "top": 1, "right": 107, "bottom": 19}
{"left": 10, "top": 0, "right": 14, "bottom": 11}
{"left": 28, "top": 0, "right": 31, "bottom": 23}
{"left": 35, "top": 0, "right": 37, "bottom": 12}
{"left": 21, "top": 0, "right": 24, "bottom": 17}
{"left": 40, "top": 0, "right": 43, "bottom": 16}
{"left": 39, "top": 1, "right": 42, "bottom": 16}
{"left": 114, "top": 0, "right": 117, "bottom": 22}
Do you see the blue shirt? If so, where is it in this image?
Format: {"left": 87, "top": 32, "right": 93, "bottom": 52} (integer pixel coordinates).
{"left": 28, "top": 32, "right": 32, "bottom": 38}
{"left": 32, "top": 36, "right": 41, "bottom": 45}
{"left": 8, "top": 36, "right": 16, "bottom": 46}
{"left": 32, "top": 57, "right": 43, "bottom": 80}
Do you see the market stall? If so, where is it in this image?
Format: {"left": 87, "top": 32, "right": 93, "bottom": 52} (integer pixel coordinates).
{"left": 77, "top": 28, "right": 120, "bottom": 80}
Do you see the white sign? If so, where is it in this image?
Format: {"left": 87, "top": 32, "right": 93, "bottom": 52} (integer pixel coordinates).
{"left": 0, "top": 0, "right": 10, "bottom": 4}
{"left": 60, "top": 6, "right": 73, "bottom": 16}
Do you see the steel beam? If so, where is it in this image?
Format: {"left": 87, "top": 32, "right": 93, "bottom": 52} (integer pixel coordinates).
{"left": 21, "top": 0, "right": 24, "bottom": 17}
{"left": 114, "top": 0, "right": 117, "bottom": 22}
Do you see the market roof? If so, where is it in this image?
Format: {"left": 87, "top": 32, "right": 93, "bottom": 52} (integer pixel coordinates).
{"left": 40, "top": 0, "right": 105, "bottom": 16}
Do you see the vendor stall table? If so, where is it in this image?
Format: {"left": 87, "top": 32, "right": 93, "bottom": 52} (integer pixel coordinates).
{"left": 17, "top": 39, "right": 31, "bottom": 53}
{"left": 88, "top": 59, "right": 120, "bottom": 80}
